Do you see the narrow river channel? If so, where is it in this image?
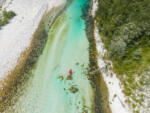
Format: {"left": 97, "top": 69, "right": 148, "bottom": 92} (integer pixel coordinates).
{"left": 9, "top": 0, "right": 94, "bottom": 113}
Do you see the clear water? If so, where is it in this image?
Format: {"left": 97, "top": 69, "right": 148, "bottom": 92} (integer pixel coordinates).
{"left": 10, "top": 0, "right": 94, "bottom": 113}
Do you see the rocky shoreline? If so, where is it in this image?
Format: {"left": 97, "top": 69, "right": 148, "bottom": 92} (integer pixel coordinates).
{"left": 83, "top": 0, "right": 112, "bottom": 113}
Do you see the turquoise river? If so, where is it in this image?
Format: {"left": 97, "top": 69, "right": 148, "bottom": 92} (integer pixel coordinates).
{"left": 9, "top": 0, "right": 94, "bottom": 113}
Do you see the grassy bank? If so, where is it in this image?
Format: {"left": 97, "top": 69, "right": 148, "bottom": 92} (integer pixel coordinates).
{"left": 95, "top": 0, "right": 150, "bottom": 112}
{"left": 83, "top": 1, "right": 112, "bottom": 113}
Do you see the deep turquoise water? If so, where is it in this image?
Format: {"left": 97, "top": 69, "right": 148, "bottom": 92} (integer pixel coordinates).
{"left": 9, "top": 0, "right": 94, "bottom": 113}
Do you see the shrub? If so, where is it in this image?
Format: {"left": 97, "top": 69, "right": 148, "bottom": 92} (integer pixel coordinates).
{"left": 0, "top": 10, "right": 15, "bottom": 28}
{"left": 96, "top": 0, "right": 150, "bottom": 73}
{"left": 3, "top": 10, "right": 16, "bottom": 19}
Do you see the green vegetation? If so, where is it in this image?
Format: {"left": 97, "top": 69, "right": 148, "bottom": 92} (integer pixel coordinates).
{"left": 0, "top": 10, "right": 16, "bottom": 28}
{"left": 95, "top": 0, "right": 150, "bottom": 111}
{"left": 96, "top": 0, "right": 150, "bottom": 75}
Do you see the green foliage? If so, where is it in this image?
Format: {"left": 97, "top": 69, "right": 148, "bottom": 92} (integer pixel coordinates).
{"left": 0, "top": 10, "right": 16, "bottom": 28}
{"left": 96, "top": 0, "right": 150, "bottom": 75}
{"left": 3, "top": 10, "right": 16, "bottom": 19}
{"left": 96, "top": 1, "right": 150, "bottom": 110}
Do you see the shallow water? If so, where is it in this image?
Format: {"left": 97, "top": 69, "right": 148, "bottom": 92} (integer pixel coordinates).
{"left": 10, "top": 0, "right": 93, "bottom": 113}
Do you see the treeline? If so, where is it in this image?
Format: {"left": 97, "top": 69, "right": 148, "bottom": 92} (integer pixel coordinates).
{"left": 96, "top": 0, "right": 150, "bottom": 74}
{"left": 0, "top": 10, "right": 16, "bottom": 28}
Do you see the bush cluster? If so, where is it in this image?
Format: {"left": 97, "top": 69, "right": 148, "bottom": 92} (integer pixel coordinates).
{"left": 0, "top": 10, "right": 16, "bottom": 28}
{"left": 96, "top": 0, "right": 150, "bottom": 74}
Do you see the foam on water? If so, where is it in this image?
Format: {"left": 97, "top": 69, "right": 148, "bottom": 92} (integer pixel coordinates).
{"left": 10, "top": 0, "right": 93, "bottom": 113}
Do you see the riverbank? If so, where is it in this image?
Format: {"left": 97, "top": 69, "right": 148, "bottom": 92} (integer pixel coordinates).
{"left": 0, "top": 0, "right": 67, "bottom": 112}
{"left": 94, "top": 27, "right": 132, "bottom": 113}
{"left": 83, "top": 0, "right": 111, "bottom": 113}
{"left": 0, "top": 0, "right": 66, "bottom": 80}
{"left": 91, "top": 0, "right": 132, "bottom": 113}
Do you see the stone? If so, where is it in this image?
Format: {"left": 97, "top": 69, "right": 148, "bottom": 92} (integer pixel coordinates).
{"left": 58, "top": 76, "right": 64, "bottom": 81}
{"left": 67, "top": 76, "right": 72, "bottom": 80}
{"left": 76, "top": 62, "right": 79, "bottom": 65}
{"left": 69, "top": 87, "right": 78, "bottom": 93}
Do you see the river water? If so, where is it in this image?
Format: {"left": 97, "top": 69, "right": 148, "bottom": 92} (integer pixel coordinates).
{"left": 9, "top": 0, "right": 94, "bottom": 113}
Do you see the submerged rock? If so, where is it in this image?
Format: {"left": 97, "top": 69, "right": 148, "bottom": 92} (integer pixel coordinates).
{"left": 58, "top": 76, "right": 64, "bottom": 81}
{"left": 81, "top": 64, "right": 84, "bottom": 67}
{"left": 82, "top": 109, "right": 88, "bottom": 113}
{"left": 69, "top": 87, "right": 78, "bottom": 93}
{"left": 67, "top": 76, "right": 72, "bottom": 80}
{"left": 76, "top": 62, "right": 79, "bottom": 65}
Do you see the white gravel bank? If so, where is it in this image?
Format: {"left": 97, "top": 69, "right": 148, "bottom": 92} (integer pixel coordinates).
{"left": 94, "top": 27, "right": 132, "bottom": 113}
{"left": 91, "top": 0, "right": 132, "bottom": 113}
{"left": 0, "top": 0, "right": 66, "bottom": 80}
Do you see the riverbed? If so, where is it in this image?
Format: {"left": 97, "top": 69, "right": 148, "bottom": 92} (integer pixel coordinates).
{"left": 6, "top": 0, "right": 94, "bottom": 113}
